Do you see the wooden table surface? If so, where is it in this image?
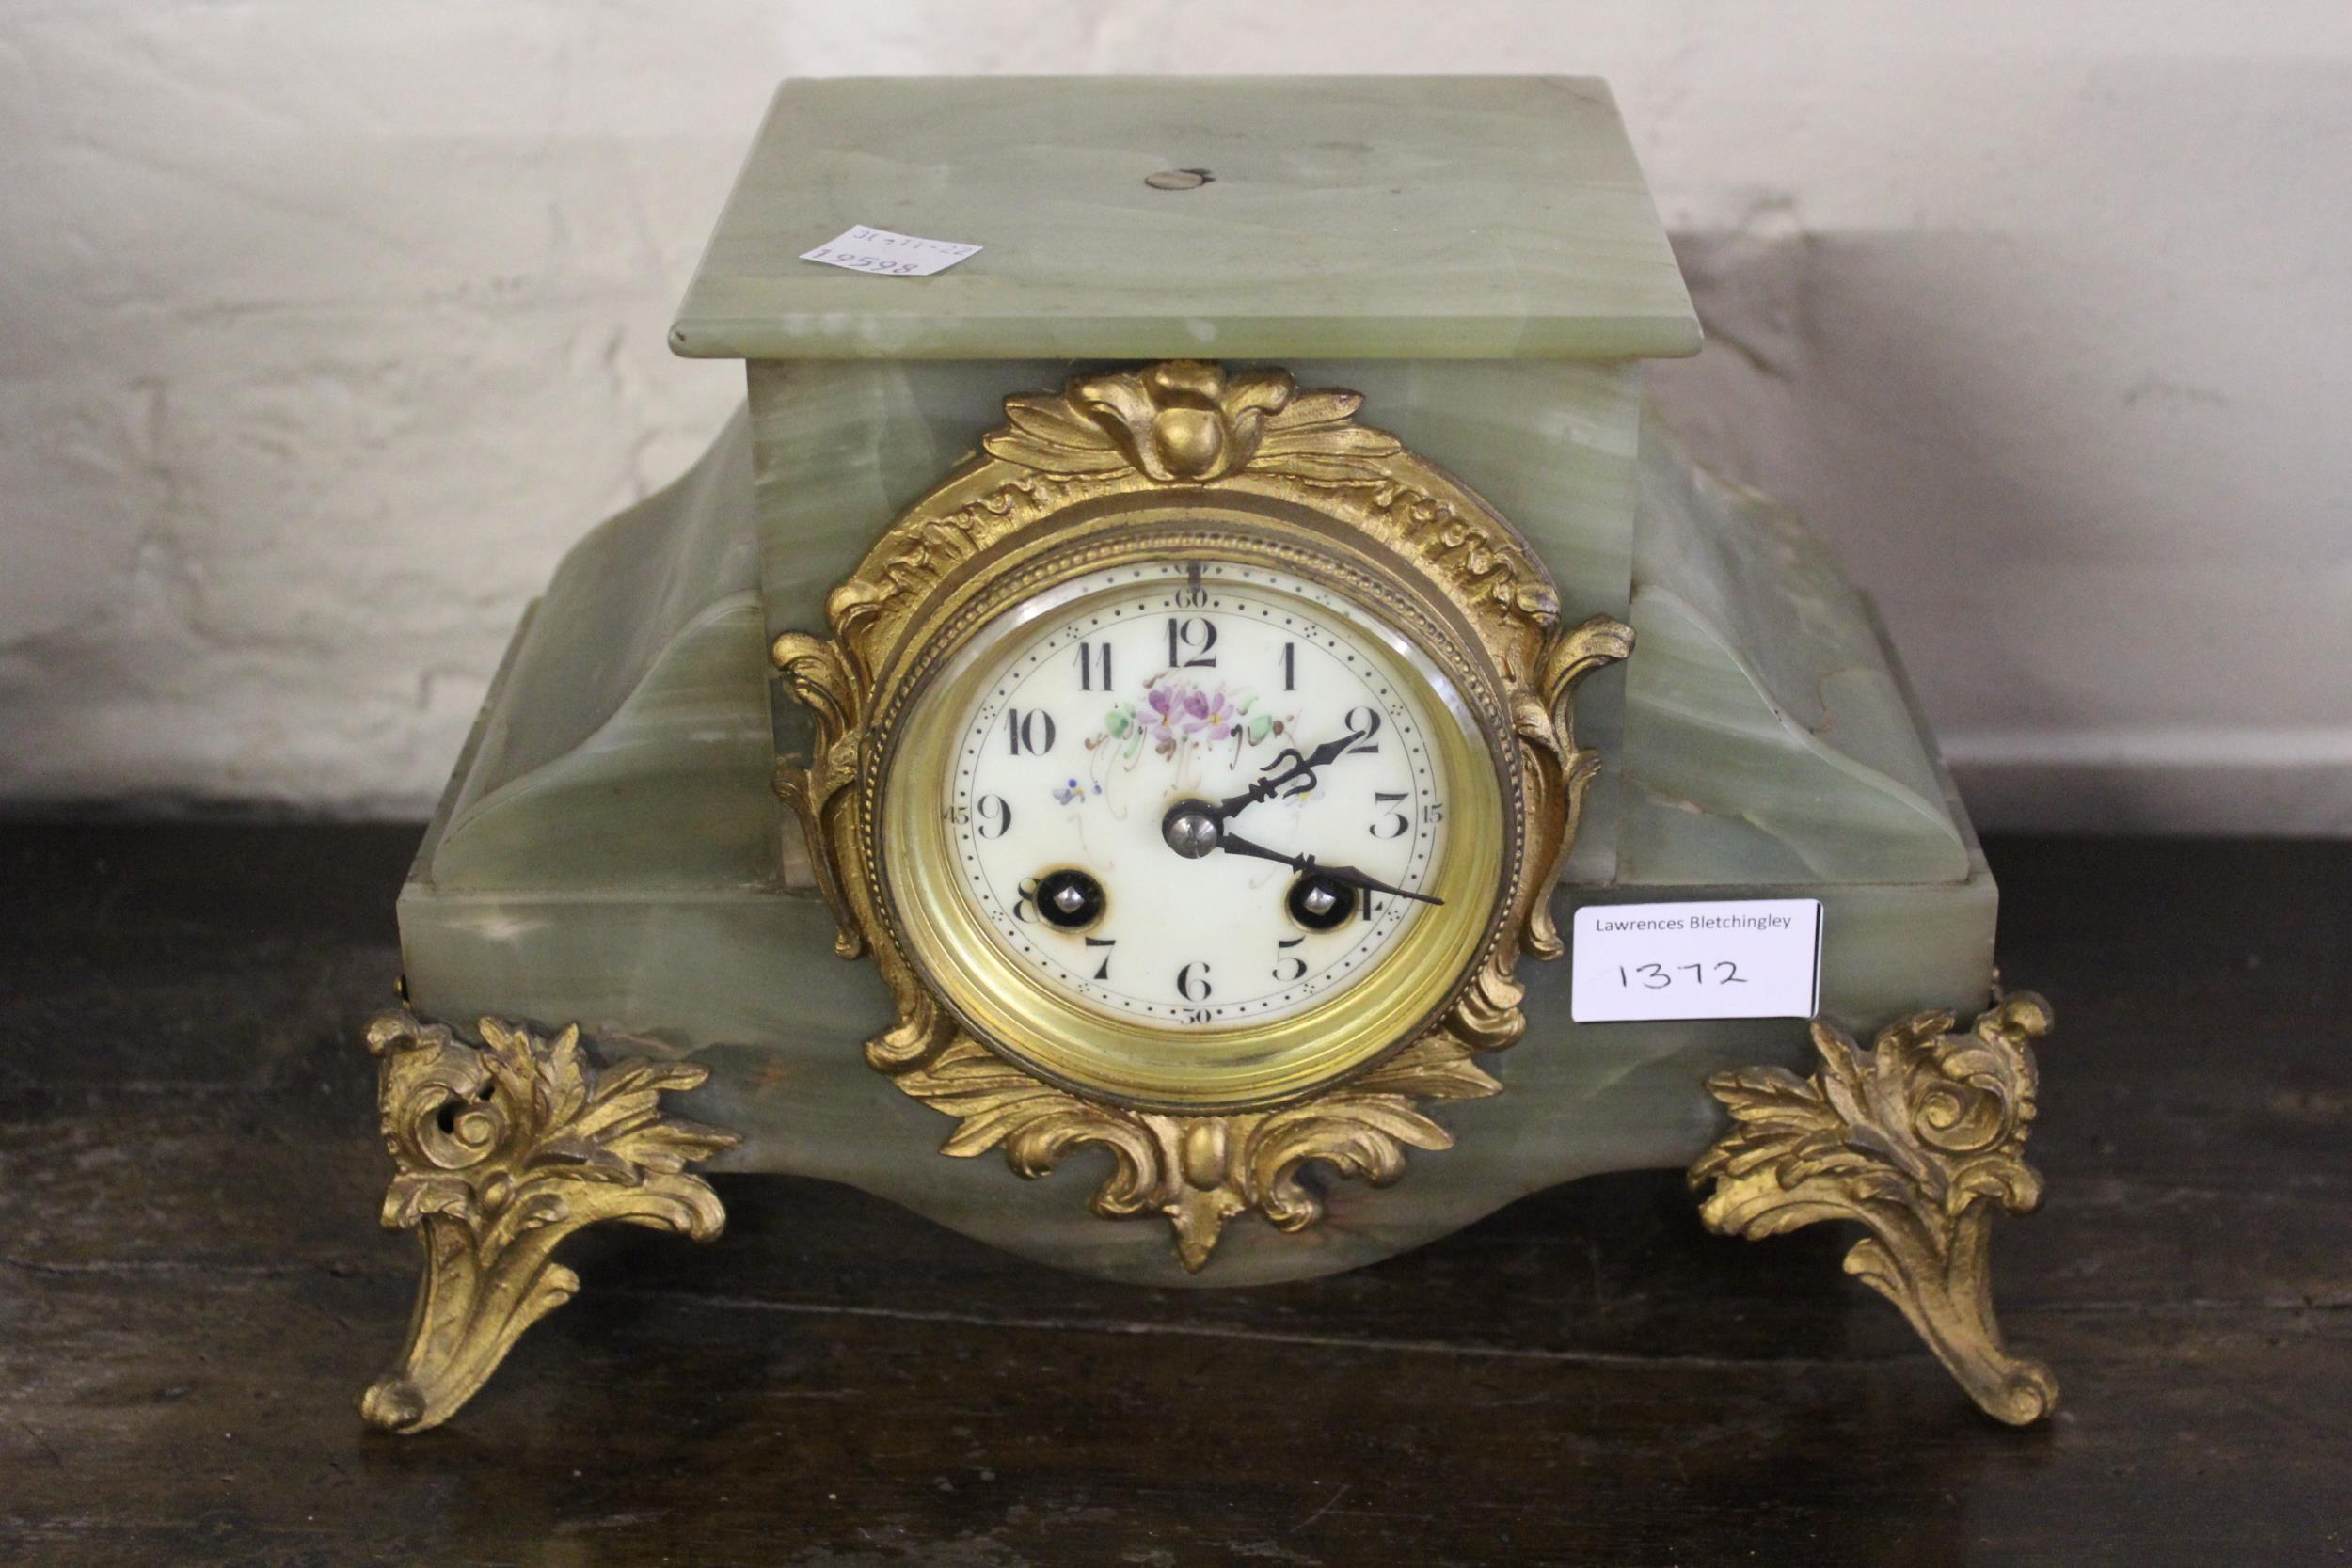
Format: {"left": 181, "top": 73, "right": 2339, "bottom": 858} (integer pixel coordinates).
{"left": 0, "top": 825, "right": 2344, "bottom": 1567}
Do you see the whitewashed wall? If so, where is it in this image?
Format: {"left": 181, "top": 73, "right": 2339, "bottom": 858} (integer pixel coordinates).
{"left": 4, "top": 1, "right": 2346, "bottom": 831}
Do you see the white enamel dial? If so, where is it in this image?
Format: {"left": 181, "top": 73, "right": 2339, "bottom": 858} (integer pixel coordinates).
{"left": 938, "top": 559, "right": 1458, "bottom": 1028}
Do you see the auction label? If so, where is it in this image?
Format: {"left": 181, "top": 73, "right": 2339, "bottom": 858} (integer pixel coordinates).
{"left": 1569, "top": 898, "right": 1822, "bottom": 1022}
{"left": 800, "top": 225, "right": 981, "bottom": 277}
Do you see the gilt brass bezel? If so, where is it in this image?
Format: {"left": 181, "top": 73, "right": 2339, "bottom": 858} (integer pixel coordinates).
{"left": 873, "top": 507, "right": 1513, "bottom": 1113}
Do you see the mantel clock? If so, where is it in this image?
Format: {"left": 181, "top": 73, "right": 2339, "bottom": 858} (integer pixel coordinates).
{"left": 361, "top": 76, "right": 2058, "bottom": 1436}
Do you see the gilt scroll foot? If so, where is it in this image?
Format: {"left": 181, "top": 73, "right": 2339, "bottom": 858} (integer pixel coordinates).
{"left": 358, "top": 1009, "right": 739, "bottom": 1433}
{"left": 1690, "top": 992, "right": 2058, "bottom": 1425}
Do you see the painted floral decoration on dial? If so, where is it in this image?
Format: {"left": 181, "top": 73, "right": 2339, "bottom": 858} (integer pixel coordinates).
{"left": 1097, "top": 673, "right": 1287, "bottom": 765}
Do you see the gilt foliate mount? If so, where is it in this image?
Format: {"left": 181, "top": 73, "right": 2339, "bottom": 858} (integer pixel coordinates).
{"left": 1691, "top": 991, "right": 2059, "bottom": 1425}
{"left": 359, "top": 1009, "right": 738, "bottom": 1433}
{"left": 772, "top": 360, "right": 1629, "bottom": 1270}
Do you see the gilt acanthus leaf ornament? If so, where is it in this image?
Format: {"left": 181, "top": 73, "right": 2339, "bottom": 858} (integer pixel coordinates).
{"left": 898, "top": 1033, "right": 1500, "bottom": 1272}
{"left": 1518, "top": 613, "right": 1637, "bottom": 962}
{"left": 359, "top": 1009, "right": 738, "bottom": 1433}
{"left": 1690, "top": 991, "right": 2058, "bottom": 1425}
{"left": 985, "top": 360, "right": 1405, "bottom": 484}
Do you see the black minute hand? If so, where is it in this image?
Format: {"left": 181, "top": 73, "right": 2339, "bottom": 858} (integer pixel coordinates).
{"left": 1210, "top": 721, "right": 1374, "bottom": 823}
{"left": 1213, "top": 828, "right": 1444, "bottom": 907}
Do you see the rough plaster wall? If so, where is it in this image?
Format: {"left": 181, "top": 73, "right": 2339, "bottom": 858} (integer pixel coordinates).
{"left": 3, "top": 1, "right": 2346, "bottom": 830}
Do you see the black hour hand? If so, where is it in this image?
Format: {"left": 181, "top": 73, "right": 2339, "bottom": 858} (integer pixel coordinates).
{"left": 1211, "top": 719, "right": 1376, "bottom": 822}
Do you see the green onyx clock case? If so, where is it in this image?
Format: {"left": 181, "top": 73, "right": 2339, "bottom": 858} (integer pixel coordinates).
{"left": 362, "top": 75, "right": 2057, "bottom": 1435}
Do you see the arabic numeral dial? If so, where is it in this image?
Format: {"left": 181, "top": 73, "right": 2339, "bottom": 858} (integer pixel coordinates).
{"left": 940, "top": 559, "right": 1461, "bottom": 1042}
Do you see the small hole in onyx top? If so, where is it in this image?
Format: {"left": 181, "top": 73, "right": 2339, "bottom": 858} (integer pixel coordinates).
{"left": 1145, "top": 167, "right": 1213, "bottom": 191}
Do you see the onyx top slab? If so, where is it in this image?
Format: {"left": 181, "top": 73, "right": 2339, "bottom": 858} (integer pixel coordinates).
{"left": 670, "top": 76, "right": 1701, "bottom": 362}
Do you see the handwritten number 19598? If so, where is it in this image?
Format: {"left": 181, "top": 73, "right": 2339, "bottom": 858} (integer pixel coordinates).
{"left": 1618, "top": 961, "right": 1747, "bottom": 990}
{"left": 802, "top": 248, "right": 924, "bottom": 275}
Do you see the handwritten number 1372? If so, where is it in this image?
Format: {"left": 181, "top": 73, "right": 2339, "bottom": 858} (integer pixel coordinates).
{"left": 1618, "top": 961, "right": 1747, "bottom": 990}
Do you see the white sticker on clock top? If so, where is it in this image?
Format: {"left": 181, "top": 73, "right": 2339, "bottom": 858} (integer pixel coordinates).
{"left": 800, "top": 224, "right": 980, "bottom": 277}
{"left": 1569, "top": 899, "right": 1823, "bottom": 1023}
